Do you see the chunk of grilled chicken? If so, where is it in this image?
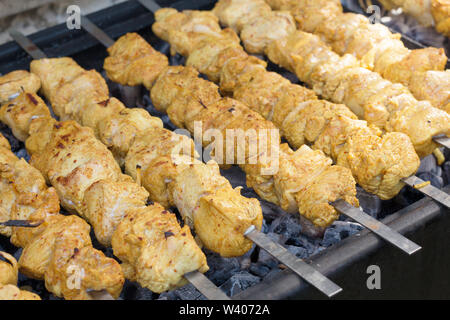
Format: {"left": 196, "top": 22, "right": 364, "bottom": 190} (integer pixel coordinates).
{"left": 0, "top": 70, "right": 41, "bottom": 104}
{"left": 0, "top": 251, "right": 18, "bottom": 286}
{"left": 2, "top": 92, "right": 209, "bottom": 292}
{"left": 212, "top": 0, "right": 296, "bottom": 54}
{"left": 104, "top": 32, "right": 169, "bottom": 89}
{"left": 0, "top": 252, "right": 40, "bottom": 300}
{"left": 0, "top": 132, "right": 124, "bottom": 300}
{"left": 0, "top": 91, "right": 51, "bottom": 142}
{"left": 266, "top": 31, "right": 450, "bottom": 157}
{"left": 151, "top": 11, "right": 420, "bottom": 200}
{"left": 261, "top": 0, "right": 450, "bottom": 111}
{"left": 409, "top": 70, "right": 450, "bottom": 113}
{"left": 153, "top": 8, "right": 240, "bottom": 57}
{"left": 112, "top": 203, "right": 208, "bottom": 293}
{"left": 432, "top": 0, "right": 450, "bottom": 37}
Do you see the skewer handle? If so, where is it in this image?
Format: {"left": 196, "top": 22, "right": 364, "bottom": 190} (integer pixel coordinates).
{"left": 136, "top": 0, "right": 162, "bottom": 13}
{"left": 433, "top": 136, "right": 450, "bottom": 150}
{"left": 80, "top": 15, "right": 115, "bottom": 48}
{"left": 245, "top": 226, "right": 343, "bottom": 298}
{"left": 332, "top": 200, "right": 422, "bottom": 255}
{"left": 0, "top": 220, "right": 43, "bottom": 228}
{"left": 402, "top": 176, "right": 450, "bottom": 209}
{"left": 184, "top": 271, "right": 231, "bottom": 300}
{"left": 9, "top": 29, "right": 47, "bottom": 59}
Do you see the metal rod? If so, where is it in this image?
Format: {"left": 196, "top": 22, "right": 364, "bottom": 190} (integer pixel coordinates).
{"left": 245, "top": 226, "right": 342, "bottom": 297}
{"left": 0, "top": 220, "right": 43, "bottom": 228}
{"left": 8, "top": 28, "right": 230, "bottom": 302}
{"left": 80, "top": 15, "right": 115, "bottom": 48}
{"left": 8, "top": 29, "right": 47, "bottom": 59}
{"left": 78, "top": 17, "right": 344, "bottom": 297}
{"left": 184, "top": 271, "right": 230, "bottom": 300}
{"left": 332, "top": 200, "right": 422, "bottom": 255}
{"left": 402, "top": 176, "right": 450, "bottom": 209}
{"left": 434, "top": 135, "right": 450, "bottom": 150}
{"left": 136, "top": 0, "right": 162, "bottom": 13}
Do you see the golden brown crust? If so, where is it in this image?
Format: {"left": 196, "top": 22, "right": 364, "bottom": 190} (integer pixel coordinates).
{"left": 0, "top": 71, "right": 41, "bottom": 104}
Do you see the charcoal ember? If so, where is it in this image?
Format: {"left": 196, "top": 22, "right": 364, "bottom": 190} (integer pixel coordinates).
{"left": 171, "top": 284, "right": 207, "bottom": 300}
{"left": 261, "top": 219, "right": 269, "bottom": 233}
{"left": 15, "top": 148, "right": 30, "bottom": 162}
{"left": 394, "top": 182, "right": 424, "bottom": 207}
{"left": 286, "top": 234, "right": 321, "bottom": 256}
{"left": 249, "top": 262, "right": 272, "bottom": 278}
{"left": 417, "top": 172, "right": 444, "bottom": 189}
{"left": 269, "top": 212, "right": 302, "bottom": 241}
{"left": 444, "top": 148, "right": 450, "bottom": 162}
{"left": 263, "top": 268, "right": 282, "bottom": 282}
{"left": 119, "top": 280, "right": 154, "bottom": 300}
{"left": 443, "top": 162, "right": 450, "bottom": 186}
{"left": 286, "top": 245, "right": 309, "bottom": 259}
{"left": 157, "top": 290, "right": 179, "bottom": 300}
{"left": 237, "top": 244, "right": 256, "bottom": 270}
{"left": 418, "top": 155, "right": 438, "bottom": 174}
{"left": 298, "top": 215, "right": 325, "bottom": 238}
{"left": 356, "top": 186, "right": 382, "bottom": 218}
{"left": 219, "top": 271, "right": 260, "bottom": 297}
{"left": 257, "top": 232, "right": 286, "bottom": 266}
{"left": 170, "top": 53, "right": 185, "bottom": 66}
{"left": 321, "top": 221, "right": 363, "bottom": 247}
{"left": 205, "top": 251, "right": 241, "bottom": 286}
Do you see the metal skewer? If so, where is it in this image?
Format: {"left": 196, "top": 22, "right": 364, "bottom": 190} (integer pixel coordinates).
{"left": 9, "top": 28, "right": 230, "bottom": 302}
{"left": 0, "top": 219, "right": 43, "bottom": 228}
{"left": 434, "top": 135, "right": 450, "bottom": 150}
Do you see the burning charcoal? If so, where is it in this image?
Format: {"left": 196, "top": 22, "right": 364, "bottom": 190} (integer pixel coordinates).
{"left": 269, "top": 213, "right": 302, "bottom": 241}
{"left": 170, "top": 53, "right": 186, "bottom": 66}
{"left": 395, "top": 187, "right": 423, "bottom": 207}
{"left": 249, "top": 262, "right": 272, "bottom": 278}
{"left": 286, "top": 245, "right": 309, "bottom": 259}
{"left": 418, "top": 155, "right": 438, "bottom": 174}
{"left": 172, "top": 284, "right": 207, "bottom": 300}
{"left": 287, "top": 234, "right": 322, "bottom": 256}
{"left": 321, "top": 221, "right": 363, "bottom": 248}
{"left": 263, "top": 268, "right": 282, "bottom": 282}
{"left": 219, "top": 271, "right": 261, "bottom": 296}
{"left": 205, "top": 251, "right": 241, "bottom": 285}
{"left": 417, "top": 172, "right": 444, "bottom": 189}
{"left": 443, "top": 162, "right": 450, "bottom": 186}
{"left": 257, "top": 232, "right": 286, "bottom": 267}
{"left": 15, "top": 148, "right": 30, "bottom": 162}
{"left": 298, "top": 215, "right": 325, "bottom": 238}
{"left": 356, "top": 186, "right": 382, "bottom": 218}
{"left": 238, "top": 244, "right": 256, "bottom": 270}
{"left": 157, "top": 290, "right": 178, "bottom": 300}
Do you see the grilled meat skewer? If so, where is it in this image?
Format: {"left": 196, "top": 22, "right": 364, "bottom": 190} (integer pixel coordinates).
{"left": 0, "top": 131, "right": 124, "bottom": 300}
{"left": 254, "top": 0, "right": 450, "bottom": 113}
{"left": 103, "top": 32, "right": 359, "bottom": 231}
{"left": 0, "top": 79, "right": 209, "bottom": 293}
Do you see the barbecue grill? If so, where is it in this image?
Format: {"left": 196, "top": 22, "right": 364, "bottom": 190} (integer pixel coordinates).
{"left": 0, "top": 0, "right": 449, "bottom": 300}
